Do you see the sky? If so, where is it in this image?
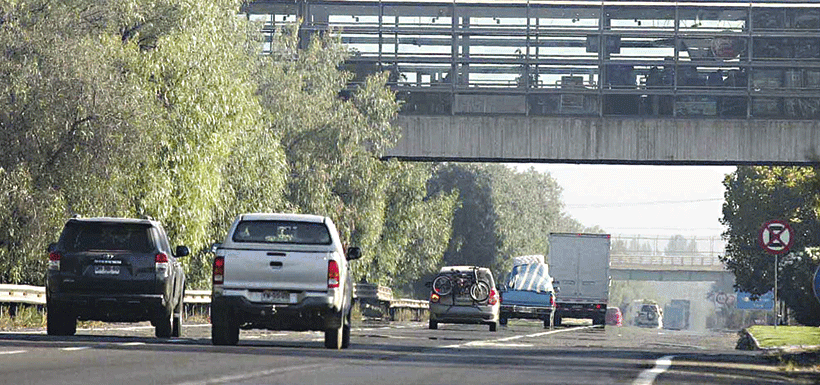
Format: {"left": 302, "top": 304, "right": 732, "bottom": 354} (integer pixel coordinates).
{"left": 513, "top": 164, "right": 737, "bottom": 239}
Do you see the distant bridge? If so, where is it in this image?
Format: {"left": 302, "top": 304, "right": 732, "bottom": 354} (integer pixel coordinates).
{"left": 245, "top": 0, "right": 820, "bottom": 165}
{"left": 608, "top": 235, "right": 733, "bottom": 285}
{"left": 610, "top": 253, "right": 734, "bottom": 285}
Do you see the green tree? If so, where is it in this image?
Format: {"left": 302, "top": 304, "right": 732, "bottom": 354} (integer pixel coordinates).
{"left": 256, "top": 28, "right": 456, "bottom": 289}
{"left": 721, "top": 166, "right": 820, "bottom": 326}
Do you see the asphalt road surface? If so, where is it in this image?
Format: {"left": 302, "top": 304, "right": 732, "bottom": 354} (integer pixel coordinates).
{"left": 0, "top": 320, "right": 815, "bottom": 385}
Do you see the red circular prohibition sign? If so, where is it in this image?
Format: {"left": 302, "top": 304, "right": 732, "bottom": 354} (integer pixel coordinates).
{"left": 759, "top": 220, "right": 793, "bottom": 255}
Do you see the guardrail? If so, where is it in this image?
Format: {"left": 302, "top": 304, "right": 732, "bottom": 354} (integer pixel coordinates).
{"left": 0, "top": 284, "right": 428, "bottom": 311}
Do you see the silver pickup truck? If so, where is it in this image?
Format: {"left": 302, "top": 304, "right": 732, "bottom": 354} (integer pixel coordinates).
{"left": 210, "top": 213, "right": 361, "bottom": 349}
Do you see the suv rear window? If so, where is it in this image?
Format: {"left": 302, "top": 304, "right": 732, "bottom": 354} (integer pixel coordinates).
{"left": 60, "top": 222, "right": 154, "bottom": 253}
{"left": 232, "top": 220, "right": 331, "bottom": 245}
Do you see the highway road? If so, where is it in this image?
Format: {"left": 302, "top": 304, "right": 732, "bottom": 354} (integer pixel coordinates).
{"left": 0, "top": 320, "right": 814, "bottom": 384}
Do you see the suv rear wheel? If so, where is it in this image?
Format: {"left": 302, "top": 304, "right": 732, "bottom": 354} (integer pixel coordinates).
{"left": 155, "top": 307, "right": 174, "bottom": 338}
{"left": 171, "top": 290, "right": 184, "bottom": 337}
{"left": 46, "top": 303, "right": 76, "bottom": 336}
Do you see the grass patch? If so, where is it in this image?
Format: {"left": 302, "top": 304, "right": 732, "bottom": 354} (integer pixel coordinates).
{"left": 0, "top": 305, "right": 46, "bottom": 329}
{"left": 747, "top": 325, "right": 820, "bottom": 349}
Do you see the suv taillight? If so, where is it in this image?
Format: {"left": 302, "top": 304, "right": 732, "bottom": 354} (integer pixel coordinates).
{"left": 550, "top": 294, "right": 555, "bottom": 307}
{"left": 213, "top": 256, "right": 224, "bottom": 285}
{"left": 328, "top": 260, "right": 340, "bottom": 288}
{"left": 155, "top": 252, "right": 169, "bottom": 276}
{"left": 48, "top": 252, "right": 61, "bottom": 271}
{"left": 488, "top": 289, "right": 498, "bottom": 305}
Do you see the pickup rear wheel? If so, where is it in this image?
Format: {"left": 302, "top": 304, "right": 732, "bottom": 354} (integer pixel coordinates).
{"left": 211, "top": 307, "right": 239, "bottom": 346}
{"left": 324, "top": 311, "right": 345, "bottom": 349}
{"left": 341, "top": 309, "right": 352, "bottom": 349}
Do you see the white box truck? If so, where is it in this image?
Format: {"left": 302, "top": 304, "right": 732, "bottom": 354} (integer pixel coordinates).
{"left": 548, "top": 233, "right": 611, "bottom": 326}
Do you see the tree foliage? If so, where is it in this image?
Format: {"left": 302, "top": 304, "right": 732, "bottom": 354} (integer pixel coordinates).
{"left": 426, "top": 163, "right": 594, "bottom": 288}
{"left": 0, "top": 0, "right": 587, "bottom": 298}
{"left": 721, "top": 166, "right": 820, "bottom": 326}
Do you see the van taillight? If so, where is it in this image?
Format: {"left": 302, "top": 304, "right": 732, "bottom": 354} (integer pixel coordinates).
{"left": 213, "top": 256, "right": 224, "bottom": 285}
{"left": 328, "top": 260, "right": 340, "bottom": 288}
{"left": 48, "top": 252, "right": 61, "bottom": 271}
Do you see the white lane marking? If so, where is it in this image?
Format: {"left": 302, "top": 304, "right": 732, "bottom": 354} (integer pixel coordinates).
{"left": 119, "top": 342, "right": 145, "bottom": 346}
{"left": 438, "top": 325, "right": 596, "bottom": 349}
{"left": 61, "top": 346, "right": 91, "bottom": 351}
{"left": 175, "top": 363, "right": 334, "bottom": 385}
{"left": 0, "top": 350, "right": 27, "bottom": 355}
{"left": 633, "top": 355, "right": 675, "bottom": 385}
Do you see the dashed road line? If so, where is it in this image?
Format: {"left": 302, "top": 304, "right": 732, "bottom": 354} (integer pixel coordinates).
{"left": 0, "top": 350, "right": 27, "bottom": 355}
{"left": 633, "top": 355, "right": 675, "bottom": 385}
{"left": 175, "top": 363, "right": 335, "bottom": 385}
{"left": 61, "top": 346, "right": 91, "bottom": 351}
{"left": 439, "top": 325, "right": 597, "bottom": 348}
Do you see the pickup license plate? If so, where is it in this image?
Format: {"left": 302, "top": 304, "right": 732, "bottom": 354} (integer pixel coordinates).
{"left": 94, "top": 265, "right": 119, "bottom": 275}
{"left": 261, "top": 290, "right": 295, "bottom": 303}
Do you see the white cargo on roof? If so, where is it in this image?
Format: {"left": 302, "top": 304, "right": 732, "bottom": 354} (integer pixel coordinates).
{"left": 513, "top": 255, "right": 545, "bottom": 266}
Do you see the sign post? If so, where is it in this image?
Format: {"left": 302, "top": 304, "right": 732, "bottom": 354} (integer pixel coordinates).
{"left": 759, "top": 220, "right": 793, "bottom": 328}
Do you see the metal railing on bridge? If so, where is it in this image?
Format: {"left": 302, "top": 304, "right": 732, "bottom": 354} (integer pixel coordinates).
{"left": 245, "top": 0, "right": 820, "bottom": 119}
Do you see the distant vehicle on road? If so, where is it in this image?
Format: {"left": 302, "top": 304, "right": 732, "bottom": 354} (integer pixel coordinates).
{"left": 606, "top": 307, "right": 623, "bottom": 326}
{"left": 663, "top": 299, "right": 690, "bottom": 330}
{"left": 46, "top": 217, "right": 189, "bottom": 338}
{"left": 498, "top": 255, "right": 556, "bottom": 328}
{"left": 549, "top": 233, "right": 611, "bottom": 326}
{"left": 429, "top": 266, "right": 500, "bottom": 332}
{"left": 634, "top": 303, "right": 663, "bottom": 329}
{"left": 210, "top": 213, "right": 361, "bottom": 349}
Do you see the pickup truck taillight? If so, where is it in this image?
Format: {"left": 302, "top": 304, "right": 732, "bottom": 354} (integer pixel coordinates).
{"left": 48, "top": 252, "right": 61, "bottom": 271}
{"left": 213, "top": 256, "right": 224, "bottom": 285}
{"left": 488, "top": 289, "right": 498, "bottom": 305}
{"left": 327, "top": 260, "right": 340, "bottom": 288}
{"left": 550, "top": 294, "right": 555, "bottom": 307}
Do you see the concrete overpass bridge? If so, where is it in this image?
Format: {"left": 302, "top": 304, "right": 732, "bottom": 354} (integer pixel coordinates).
{"left": 609, "top": 235, "right": 733, "bottom": 288}
{"left": 244, "top": 0, "right": 820, "bottom": 165}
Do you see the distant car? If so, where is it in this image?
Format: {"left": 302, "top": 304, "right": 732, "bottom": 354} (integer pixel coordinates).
{"left": 605, "top": 307, "right": 623, "bottom": 326}
{"left": 634, "top": 304, "right": 663, "bottom": 328}
{"left": 429, "top": 266, "right": 500, "bottom": 332}
{"left": 46, "top": 217, "right": 189, "bottom": 338}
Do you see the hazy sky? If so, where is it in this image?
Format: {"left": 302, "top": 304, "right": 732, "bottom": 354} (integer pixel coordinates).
{"left": 514, "top": 164, "right": 736, "bottom": 238}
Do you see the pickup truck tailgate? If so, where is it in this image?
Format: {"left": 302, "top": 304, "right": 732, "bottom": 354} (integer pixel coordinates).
{"left": 501, "top": 290, "right": 552, "bottom": 307}
{"left": 222, "top": 248, "right": 329, "bottom": 292}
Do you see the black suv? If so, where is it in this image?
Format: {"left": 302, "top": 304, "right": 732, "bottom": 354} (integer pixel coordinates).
{"left": 46, "top": 217, "right": 189, "bottom": 338}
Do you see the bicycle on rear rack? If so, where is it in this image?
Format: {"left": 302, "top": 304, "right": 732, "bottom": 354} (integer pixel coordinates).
{"left": 432, "top": 267, "right": 490, "bottom": 302}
